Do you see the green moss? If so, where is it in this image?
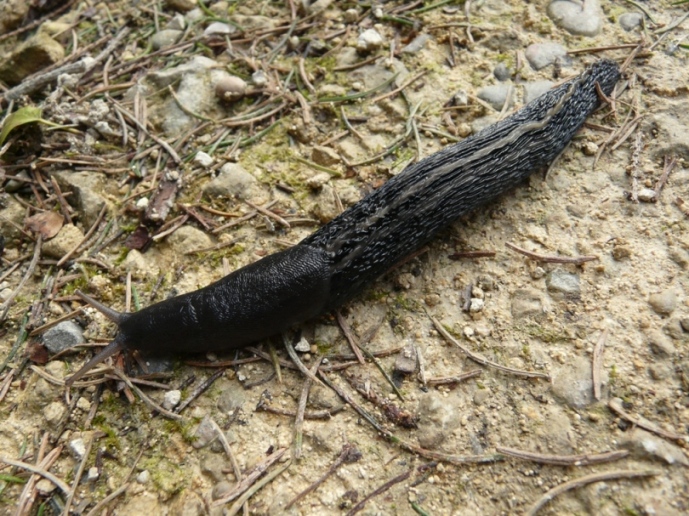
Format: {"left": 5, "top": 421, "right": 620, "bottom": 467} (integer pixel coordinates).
{"left": 517, "top": 323, "right": 572, "bottom": 344}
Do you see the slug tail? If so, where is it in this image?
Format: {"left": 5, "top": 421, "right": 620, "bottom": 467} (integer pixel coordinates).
{"left": 65, "top": 338, "right": 125, "bottom": 387}
{"left": 76, "top": 290, "right": 123, "bottom": 322}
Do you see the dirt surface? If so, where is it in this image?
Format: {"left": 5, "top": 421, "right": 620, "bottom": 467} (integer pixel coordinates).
{"left": 0, "top": 1, "right": 688, "bottom": 515}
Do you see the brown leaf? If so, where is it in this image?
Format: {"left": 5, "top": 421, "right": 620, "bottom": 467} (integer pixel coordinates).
{"left": 125, "top": 225, "right": 152, "bottom": 251}
{"left": 26, "top": 339, "right": 50, "bottom": 364}
{"left": 25, "top": 211, "right": 64, "bottom": 239}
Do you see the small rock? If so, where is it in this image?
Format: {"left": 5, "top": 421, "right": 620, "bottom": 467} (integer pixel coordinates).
{"left": 402, "top": 33, "right": 431, "bottom": 54}
{"left": 394, "top": 342, "right": 418, "bottom": 375}
{"left": 612, "top": 244, "right": 632, "bottom": 261}
{"left": 203, "top": 162, "right": 261, "bottom": 201}
{"left": 52, "top": 171, "right": 108, "bottom": 229}
{"left": 619, "top": 12, "right": 643, "bottom": 31}
{"left": 192, "top": 416, "right": 217, "bottom": 449}
{"left": 493, "top": 62, "right": 511, "bottom": 81}
{"left": 166, "top": 0, "right": 197, "bottom": 12}
{"left": 649, "top": 363, "right": 673, "bottom": 381}
{"left": 86, "top": 467, "right": 99, "bottom": 482}
{"left": 69, "top": 438, "right": 86, "bottom": 460}
{"left": 357, "top": 29, "right": 384, "bottom": 53}
{"left": 523, "top": 81, "right": 555, "bottom": 104}
{"left": 36, "top": 479, "right": 57, "bottom": 496}
{"left": 546, "top": 269, "right": 581, "bottom": 300}
{"left": 147, "top": 56, "right": 217, "bottom": 89}
{"left": 163, "top": 390, "right": 182, "bottom": 410}
{"left": 311, "top": 145, "right": 340, "bottom": 166}
{"left": 524, "top": 42, "right": 568, "bottom": 70}
{"left": 229, "top": 15, "right": 275, "bottom": 32}
{"left": 215, "top": 75, "right": 247, "bottom": 103}
{"left": 41, "top": 225, "right": 85, "bottom": 260}
{"left": 151, "top": 29, "right": 183, "bottom": 50}
{"left": 201, "top": 454, "right": 227, "bottom": 482}
{"left": 137, "top": 470, "right": 151, "bottom": 484}
{"left": 473, "top": 388, "right": 490, "bottom": 405}
{"left": 194, "top": 151, "right": 213, "bottom": 168}
{"left": 530, "top": 266, "right": 546, "bottom": 280}
{"left": 552, "top": 356, "right": 600, "bottom": 408}
{"left": 251, "top": 70, "right": 268, "bottom": 87}
{"left": 417, "top": 427, "right": 447, "bottom": 449}
{"left": 44, "top": 401, "right": 66, "bottom": 426}
{"left": 547, "top": 0, "right": 603, "bottom": 37}
{"left": 121, "top": 249, "right": 158, "bottom": 279}
{"left": 344, "top": 8, "right": 359, "bottom": 23}
{"left": 0, "top": 32, "right": 64, "bottom": 85}
{"left": 681, "top": 317, "right": 689, "bottom": 332}
{"left": 647, "top": 330, "right": 676, "bottom": 357}
{"left": 308, "top": 0, "right": 333, "bottom": 13}
{"left": 167, "top": 225, "right": 212, "bottom": 255}
{"left": 42, "top": 321, "right": 84, "bottom": 353}
{"left": 76, "top": 397, "right": 91, "bottom": 411}
{"left": 306, "top": 172, "right": 332, "bottom": 190}
{"left": 648, "top": 289, "right": 677, "bottom": 315}
{"left": 469, "top": 298, "right": 484, "bottom": 313}
{"left": 620, "top": 428, "right": 689, "bottom": 466}
{"left": 294, "top": 336, "right": 311, "bottom": 352}
{"left": 477, "top": 84, "right": 513, "bottom": 111}
{"left": 511, "top": 288, "right": 543, "bottom": 318}
{"left": 581, "top": 141, "right": 599, "bottom": 156}
{"left": 638, "top": 188, "right": 657, "bottom": 202}
{"left": 212, "top": 481, "right": 233, "bottom": 500}
{"left": 204, "top": 21, "right": 235, "bottom": 36}
{"left": 5, "top": 170, "right": 30, "bottom": 193}
{"left": 664, "top": 317, "right": 687, "bottom": 341}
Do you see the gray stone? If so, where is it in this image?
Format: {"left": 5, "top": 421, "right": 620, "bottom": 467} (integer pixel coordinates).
{"left": 0, "top": 195, "right": 26, "bottom": 240}
{"left": 547, "top": 0, "right": 603, "bottom": 37}
{"left": 552, "top": 356, "right": 601, "bottom": 408}
{"left": 215, "top": 75, "right": 247, "bottom": 103}
{"left": 681, "top": 318, "right": 689, "bottom": 332}
{"left": 0, "top": 32, "right": 64, "bottom": 85}
{"left": 647, "top": 330, "right": 676, "bottom": 357}
{"left": 69, "top": 438, "right": 86, "bottom": 460}
{"left": 665, "top": 317, "right": 687, "bottom": 341}
{"left": 151, "top": 29, "right": 183, "bottom": 50}
{"left": 357, "top": 29, "right": 384, "bottom": 53}
{"left": 311, "top": 145, "right": 340, "bottom": 166}
{"left": 229, "top": 15, "right": 275, "bottom": 32}
{"left": 619, "top": 12, "right": 643, "bottom": 31}
{"left": 638, "top": 188, "right": 657, "bottom": 202}
{"left": 4, "top": 170, "right": 30, "bottom": 193}
{"left": 216, "top": 381, "right": 246, "bottom": 414}
{"left": 648, "top": 289, "right": 677, "bottom": 315}
{"left": 52, "top": 171, "right": 108, "bottom": 229}
{"left": 546, "top": 269, "right": 581, "bottom": 300}
{"left": 147, "top": 56, "right": 217, "bottom": 89}
{"left": 493, "top": 62, "right": 511, "bottom": 81}
{"left": 477, "top": 84, "right": 514, "bottom": 111}
{"left": 523, "top": 81, "right": 555, "bottom": 104}
{"left": 201, "top": 454, "right": 227, "bottom": 482}
{"left": 41, "top": 224, "right": 84, "bottom": 260}
{"left": 212, "top": 481, "right": 233, "bottom": 500}
{"left": 416, "top": 392, "right": 459, "bottom": 448}
{"left": 192, "top": 416, "right": 217, "bottom": 449}
{"left": 203, "top": 163, "right": 260, "bottom": 200}
{"left": 167, "top": 225, "right": 212, "bottom": 254}
{"left": 204, "top": 22, "right": 234, "bottom": 36}
{"left": 511, "top": 288, "right": 543, "bottom": 318}
{"left": 42, "top": 321, "right": 84, "bottom": 353}
{"left": 194, "top": 151, "right": 213, "bottom": 168}
{"left": 620, "top": 429, "right": 689, "bottom": 466}
{"left": 136, "top": 470, "right": 151, "bottom": 484}
{"left": 524, "top": 42, "right": 568, "bottom": 70}
{"left": 43, "top": 401, "right": 66, "bottom": 427}
{"left": 394, "top": 342, "right": 417, "bottom": 375}
{"left": 402, "top": 33, "right": 431, "bottom": 54}
{"left": 163, "top": 390, "right": 181, "bottom": 410}
{"left": 120, "top": 249, "right": 159, "bottom": 279}
{"left": 648, "top": 363, "right": 673, "bottom": 381}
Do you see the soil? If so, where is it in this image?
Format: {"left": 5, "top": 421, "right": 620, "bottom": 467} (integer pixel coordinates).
{"left": 0, "top": 1, "right": 688, "bottom": 515}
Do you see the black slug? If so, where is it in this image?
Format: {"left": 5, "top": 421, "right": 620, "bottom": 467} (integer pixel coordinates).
{"left": 65, "top": 59, "right": 621, "bottom": 386}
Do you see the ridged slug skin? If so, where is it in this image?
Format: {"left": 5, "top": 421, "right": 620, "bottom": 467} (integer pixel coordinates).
{"left": 67, "top": 60, "right": 620, "bottom": 384}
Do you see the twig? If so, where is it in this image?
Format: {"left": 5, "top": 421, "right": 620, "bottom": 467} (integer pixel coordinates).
{"left": 505, "top": 242, "right": 598, "bottom": 265}
{"left": 346, "top": 469, "right": 411, "bottom": 516}
{"left": 294, "top": 357, "right": 323, "bottom": 460}
{"left": 283, "top": 334, "right": 326, "bottom": 388}
{"left": 244, "top": 200, "right": 290, "bottom": 228}
{"left": 226, "top": 459, "right": 292, "bottom": 516}
{"left": 655, "top": 155, "right": 677, "bottom": 199}
{"left": 212, "top": 448, "right": 287, "bottom": 506}
{"left": 336, "top": 311, "right": 365, "bottom": 364}
{"left": 84, "top": 483, "right": 130, "bottom": 516}
{"left": 370, "top": 71, "right": 427, "bottom": 104}
{"left": 430, "top": 316, "right": 551, "bottom": 380}
{"left": 210, "top": 418, "right": 243, "bottom": 492}
{"left": 175, "top": 369, "right": 226, "bottom": 414}
{"left": 526, "top": 470, "right": 658, "bottom": 516}
{"left": 592, "top": 329, "right": 608, "bottom": 401}
{"left": 64, "top": 435, "right": 94, "bottom": 515}
{"left": 56, "top": 204, "right": 107, "bottom": 267}
{"left": 286, "top": 444, "right": 362, "bottom": 509}
{"left": 628, "top": 131, "right": 643, "bottom": 202}
{"left": 425, "top": 369, "right": 482, "bottom": 386}
{"left": 608, "top": 398, "right": 688, "bottom": 443}
{"left": 110, "top": 369, "right": 182, "bottom": 420}
{"left": 0, "top": 456, "right": 70, "bottom": 495}
{"left": 496, "top": 446, "right": 629, "bottom": 466}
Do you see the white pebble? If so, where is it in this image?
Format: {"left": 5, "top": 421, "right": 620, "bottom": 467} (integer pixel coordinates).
{"left": 194, "top": 151, "right": 214, "bottom": 168}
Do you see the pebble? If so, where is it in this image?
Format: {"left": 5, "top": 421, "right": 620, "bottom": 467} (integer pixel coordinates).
{"left": 192, "top": 416, "right": 217, "bottom": 449}
{"left": 151, "top": 29, "right": 183, "bottom": 50}
{"left": 76, "top": 396, "right": 91, "bottom": 411}
{"left": 619, "top": 12, "right": 643, "bottom": 31}
{"left": 41, "top": 224, "right": 85, "bottom": 259}
{"left": 530, "top": 266, "right": 546, "bottom": 280}
{"left": 212, "top": 481, "right": 233, "bottom": 500}
{"left": 306, "top": 172, "right": 331, "bottom": 190}
{"left": 664, "top": 317, "right": 687, "bottom": 341}
{"left": 0, "top": 32, "right": 65, "bottom": 85}
{"left": 523, "top": 81, "right": 554, "bottom": 104}
{"left": 524, "top": 42, "right": 568, "bottom": 70}
{"left": 36, "top": 479, "right": 56, "bottom": 496}
{"left": 295, "top": 336, "right": 311, "bottom": 352}
{"left": 681, "top": 317, "right": 689, "bottom": 332}
{"left": 251, "top": 70, "right": 268, "bottom": 87}
{"left": 649, "top": 363, "right": 673, "bottom": 380}
{"left": 193, "top": 151, "right": 213, "bottom": 168}
{"left": 357, "top": 29, "right": 384, "bottom": 53}
{"left": 204, "top": 21, "right": 235, "bottom": 36}
{"left": 86, "top": 467, "right": 99, "bottom": 482}
{"left": 167, "top": 225, "right": 212, "bottom": 255}
{"left": 163, "top": 390, "right": 181, "bottom": 410}
{"left": 137, "top": 470, "right": 151, "bottom": 484}
{"left": 511, "top": 288, "right": 543, "bottom": 318}
{"left": 215, "top": 75, "right": 247, "bottom": 103}
{"left": 394, "top": 342, "right": 418, "bottom": 375}
{"left": 582, "top": 141, "right": 599, "bottom": 156}
{"left": 53, "top": 170, "right": 108, "bottom": 228}
{"left": 5, "top": 170, "right": 30, "bottom": 193}
{"left": 477, "top": 84, "right": 513, "bottom": 110}
{"left": 620, "top": 429, "right": 689, "bottom": 466}
{"left": 493, "top": 62, "right": 511, "bottom": 81}
{"left": 402, "top": 33, "right": 431, "bottom": 54}
{"left": 647, "top": 330, "right": 676, "bottom": 357}
{"left": 69, "top": 438, "right": 86, "bottom": 460}
{"left": 638, "top": 188, "right": 657, "bottom": 202}
{"left": 469, "top": 298, "right": 484, "bottom": 313}
{"left": 44, "top": 401, "right": 66, "bottom": 426}
{"left": 547, "top": 0, "right": 603, "bottom": 37}
{"left": 42, "top": 321, "right": 84, "bottom": 353}
{"left": 203, "top": 162, "right": 262, "bottom": 201}
{"left": 552, "top": 356, "right": 599, "bottom": 408}
{"left": 648, "top": 288, "right": 677, "bottom": 315}
{"left": 147, "top": 55, "right": 216, "bottom": 89}
{"left": 311, "top": 145, "right": 340, "bottom": 166}
{"left": 546, "top": 269, "right": 581, "bottom": 300}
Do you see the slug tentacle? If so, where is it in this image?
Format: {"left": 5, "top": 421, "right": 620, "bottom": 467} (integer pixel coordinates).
{"left": 65, "top": 337, "right": 126, "bottom": 386}
{"left": 76, "top": 290, "right": 123, "bottom": 323}
{"left": 64, "top": 60, "right": 621, "bottom": 386}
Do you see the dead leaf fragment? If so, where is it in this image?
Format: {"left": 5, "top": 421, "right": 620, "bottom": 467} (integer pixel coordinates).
{"left": 25, "top": 211, "right": 64, "bottom": 239}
